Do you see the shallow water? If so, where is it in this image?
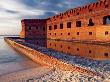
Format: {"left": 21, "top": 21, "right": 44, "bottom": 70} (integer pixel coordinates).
{"left": 0, "top": 36, "right": 26, "bottom": 63}
{"left": 0, "top": 36, "right": 39, "bottom": 76}
{"left": 25, "top": 39, "right": 110, "bottom": 78}
{"left": 26, "top": 39, "right": 110, "bottom": 61}
{"left": 3, "top": 37, "right": 110, "bottom": 81}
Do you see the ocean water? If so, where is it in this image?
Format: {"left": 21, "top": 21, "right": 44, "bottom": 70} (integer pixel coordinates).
{"left": 0, "top": 36, "right": 26, "bottom": 63}
{"left": 0, "top": 36, "right": 38, "bottom": 76}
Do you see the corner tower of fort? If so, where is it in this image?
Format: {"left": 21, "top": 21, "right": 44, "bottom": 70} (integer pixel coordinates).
{"left": 20, "top": 0, "right": 110, "bottom": 41}
{"left": 20, "top": 19, "right": 47, "bottom": 39}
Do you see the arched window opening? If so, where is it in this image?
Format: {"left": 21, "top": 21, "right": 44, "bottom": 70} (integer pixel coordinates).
{"left": 103, "top": 16, "right": 110, "bottom": 25}
{"left": 49, "top": 26, "right": 52, "bottom": 30}
{"left": 67, "top": 22, "right": 71, "bottom": 28}
{"left": 60, "top": 23, "right": 63, "bottom": 29}
{"left": 88, "top": 19, "right": 94, "bottom": 26}
{"left": 54, "top": 25, "right": 57, "bottom": 30}
{"left": 76, "top": 21, "right": 81, "bottom": 27}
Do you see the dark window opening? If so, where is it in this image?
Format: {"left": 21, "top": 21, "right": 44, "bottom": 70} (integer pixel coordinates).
{"left": 49, "top": 26, "right": 52, "bottom": 30}
{"left": 36, "top": 27, "right": 38, "bottom": 29}
{"left": 77, "top": 32, "right": 79, "bottom": 35}
{"left": 68, "top": 33, "right": 70, "bottom": 35}
{"left": 61, "top": 33, "right": 62, "bottom": 35}
{"left": 96, "top": 2, "right": 98, "bottom": 7}
{"left": 28, "top": 27, "right": 31, "bottom": 30}
{"left": 50, "top": 33, "right": 51, "bottom": 35}
{"left": 103, "top": 15, "right": 110, "bottom": 25}
{"left": 50, "top": 43, "right": 51, "bottom": 46}
{"left": 67, "top": 22, "right": 71, "bottom": 28}
{"left": 61, "top": 45, "right": 62, "bottom": 48}
{"left": 54, "top": 25, "right": 57, "bottom": 30}
{"left": 60, "top": 23, "right": 63, "bottom": 29}
{"left": 55, "top": 44, "right": 56, "bottom": 47}
{"left": 76, "top": 21, "right": 81, "bottom": 27}
{"left": 105, "top": 31, "right": 109, "bottom": 35}
{"left": 43, "top": 27, "right": 45, "bottom": 31}
{"left": 55, "top": 33, "right": 56, "bottom": 35}
{"left": 89, "top": 9, "right": 92, "bottom": 12}
{"left": 68, "top": 47, "right": 70, "bottom": 49}
{"left": 88, "top": 19, "right": 94, "bottom": 26}
{"left": 105, "top": 5, "right": 108, "bottom": 8}
{"left": 104, "top": 53, "right": 108, "bottom": 57}
{"left": 77, "top": 48, "right": 79, "bottom": 51}
{"left": 89, "top": 32, "right": 92, "bottom": 35}
{"left": 89, "top": 50, "right": 92, "bottom": 53}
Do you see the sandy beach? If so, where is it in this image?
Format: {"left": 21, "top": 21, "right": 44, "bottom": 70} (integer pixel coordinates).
{"left": 0, "top": 67, "right": 108, "bottom": 82}
{"left": 0, "top": 66, "right": 53, "bottom": 82}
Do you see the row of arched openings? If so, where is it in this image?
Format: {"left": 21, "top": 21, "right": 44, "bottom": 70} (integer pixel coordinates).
{"left": 87, "top": 16, "right": 110, "bottom": 26}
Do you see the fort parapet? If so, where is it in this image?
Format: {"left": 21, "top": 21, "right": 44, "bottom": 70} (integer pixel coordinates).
{"left": 20, "top": 0, "right": 110, "bottom": 41}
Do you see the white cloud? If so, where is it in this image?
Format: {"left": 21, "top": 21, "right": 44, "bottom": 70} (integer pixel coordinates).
{"left": 0, "top": 0, "right": 25, "bottom": 11}
{"left": 0, "top": 0, "right": 97, "bottom": 35}
{"left": 0, "top": 0, "right": 46, "bottom": 35}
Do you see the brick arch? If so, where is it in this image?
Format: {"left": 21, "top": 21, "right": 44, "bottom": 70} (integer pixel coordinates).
{"left": 103, "top": 15, "right": 110, "bottom": 25}
{"left": 88, "top": 18, "right": 94, "bottom": 26}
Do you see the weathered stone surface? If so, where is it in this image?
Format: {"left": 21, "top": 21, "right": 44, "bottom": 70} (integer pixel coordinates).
{"left": 20, "top": 19, "right": 47, "bottom": 39}
{"left": 20, "top": 0, "right": 110, "bottom": 41}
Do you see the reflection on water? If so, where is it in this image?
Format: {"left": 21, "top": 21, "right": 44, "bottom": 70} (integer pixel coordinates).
{"left": 26, "top": 39, "right": 110, "bottom": 60}
{"left": 47, "top": 40, "right": 110, "bottom": 60}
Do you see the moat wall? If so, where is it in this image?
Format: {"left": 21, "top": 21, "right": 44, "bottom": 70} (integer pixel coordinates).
{"left": 4, "top": 37, "right": 103, "bottom": 77}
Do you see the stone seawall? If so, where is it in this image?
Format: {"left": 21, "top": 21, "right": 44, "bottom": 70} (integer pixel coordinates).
{"left": 4, "top": 38, "right": 103, "bottom": 78}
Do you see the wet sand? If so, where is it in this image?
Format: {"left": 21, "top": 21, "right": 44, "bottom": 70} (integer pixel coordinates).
{"left": 0, "top": 66, "right": 53, "bottom": 82}
{"left": 0, "top": 36, "right": 46, "bottom": 81}
{"left": 3, "top": 37, "right": 110, "bottom": 82}
{"left": 0, "top": 60, "right": 40, "bottom": 76}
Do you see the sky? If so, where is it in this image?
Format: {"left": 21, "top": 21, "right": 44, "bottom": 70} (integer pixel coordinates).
{"left": 0, "top": 0, "right": 98, "bottom": 35}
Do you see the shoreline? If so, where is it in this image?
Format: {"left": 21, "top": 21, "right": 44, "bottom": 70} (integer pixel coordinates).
{"left": 3, "top": 37, "right": 110, "bottom": 81}
{"left": 4, "top": 38, "right": 103, "bottom": 75}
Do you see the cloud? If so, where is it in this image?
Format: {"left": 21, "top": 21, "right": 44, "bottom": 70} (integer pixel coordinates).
{"left": 0, "top": 0, "right": 98, "bottom": 35}
{"left": 0, "top": 0, "right": 45, "bottom": 34}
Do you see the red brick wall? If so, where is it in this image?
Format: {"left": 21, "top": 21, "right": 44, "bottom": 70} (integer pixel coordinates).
{"left": 20, "top": 19, "right": 47, "bottom": 39}
{"left": 47, "top": 0, "right": 110, "bottom": 41}
{"left": 20, "top": 0, "right": 110, "bottom": 41}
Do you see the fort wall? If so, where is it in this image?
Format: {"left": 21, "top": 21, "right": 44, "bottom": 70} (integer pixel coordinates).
{"left": 20, "top": 0, "right": 110, "bottom": 41}
{"left": 47, "top": 0, "right": 110, "bottom": 41}
{"left": 20, "top": 19, "right": 47, "bottom": 39}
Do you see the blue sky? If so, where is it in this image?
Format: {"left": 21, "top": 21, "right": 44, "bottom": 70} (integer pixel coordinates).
{"left": 0, "top": 0, "right": 98, "bottom": 35}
